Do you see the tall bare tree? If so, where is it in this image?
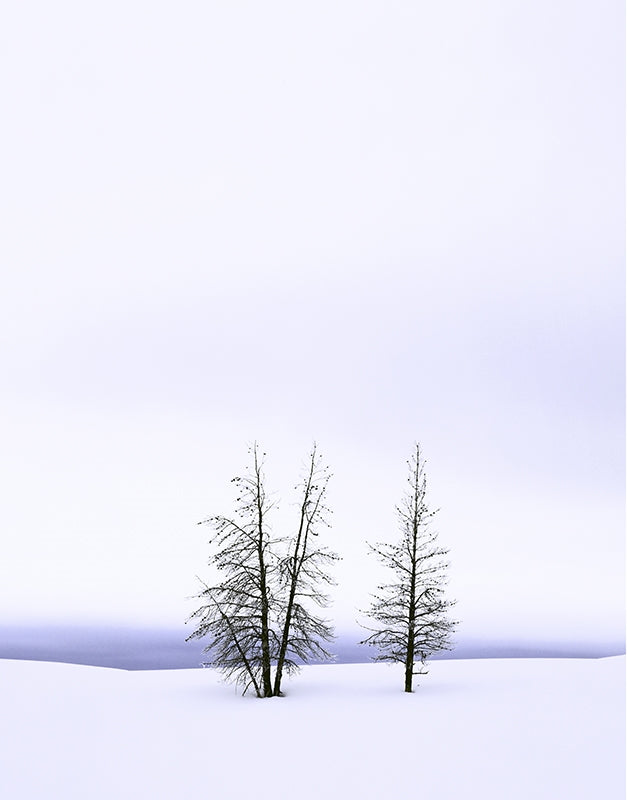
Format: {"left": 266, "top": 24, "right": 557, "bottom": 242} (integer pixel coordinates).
{"left": 187, "top": 443, "right": 338, "bottom": 697}
{"left": 273, "top": 443, "right": 339, "bottom": 696}
{"left": 360, "top": 443, "right": 456, "bottom": 692}
{"left": 186, "top": 443, "right": 277, "bottom": 697}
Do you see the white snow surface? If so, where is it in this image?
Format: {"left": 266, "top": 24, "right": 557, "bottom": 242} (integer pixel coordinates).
{"left": 1, "top": 656, "right": 624, "bottom": 799}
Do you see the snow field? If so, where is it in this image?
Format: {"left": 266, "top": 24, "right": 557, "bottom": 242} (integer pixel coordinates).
{"left": 0, "top": 656, "right": 624, "bottom": 800}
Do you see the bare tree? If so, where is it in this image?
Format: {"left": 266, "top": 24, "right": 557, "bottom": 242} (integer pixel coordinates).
{"left": 273, "top": 443, "right": 339, "bottom": 696}
{"left": 187, "top": 443, "right": 338, "bottom": 697}
{"left": 186, "top": 443, "right": 277, "bottom": 697}
{"left": 360, "top": 443, "right": 457, "bottom": 692}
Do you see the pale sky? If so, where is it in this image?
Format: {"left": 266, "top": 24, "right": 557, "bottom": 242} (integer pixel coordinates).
{"left": 1, "top": 1, "right": 624, "bottom": 651}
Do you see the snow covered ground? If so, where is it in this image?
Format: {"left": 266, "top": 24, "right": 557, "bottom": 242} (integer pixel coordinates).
{"left": 1, "top": 656, "right": 624, "bottom": 799}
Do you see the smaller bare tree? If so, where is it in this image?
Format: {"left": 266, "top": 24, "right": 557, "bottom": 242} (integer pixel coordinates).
{"left": 360, "top": 443, "right": 457, "bottom": 692}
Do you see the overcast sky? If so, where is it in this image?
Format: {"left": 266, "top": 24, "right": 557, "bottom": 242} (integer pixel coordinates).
{"left": 1, "top": 1, "right": 624, "bottom": 650}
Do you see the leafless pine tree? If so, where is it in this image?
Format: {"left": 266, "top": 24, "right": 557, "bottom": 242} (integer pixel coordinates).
{"left": 360, "top": 443, "right": 457, "bottom": 692}
{"left": 187, "top": 443, "right": 338, "bottom": 697}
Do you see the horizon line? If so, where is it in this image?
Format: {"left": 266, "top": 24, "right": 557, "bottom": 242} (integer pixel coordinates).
{"left": 0, "top": 623, "right": 623, "bottom": 671}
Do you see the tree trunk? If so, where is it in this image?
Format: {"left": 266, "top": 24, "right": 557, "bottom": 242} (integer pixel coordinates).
{"left": 273, "top": 478, "right": 309, "bottom": 696}
{"left": 272, "top": 575, "right": 296, "bottom": 696}
{"left": 405, "top": 446, "right": 420, "bottom": 693}
{"left": 405, "top": 587, "right": 416, "bottom": 692}
{"left": 404, "top": 656, "right": 414, "bottom": 692}
{"left": 259, "top": 560, "right": 272, "bottom": 697}
{"left": 253, "top": 445, "right": 273, "bottom": 698}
